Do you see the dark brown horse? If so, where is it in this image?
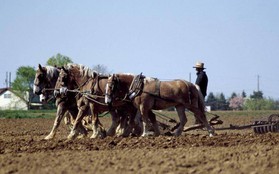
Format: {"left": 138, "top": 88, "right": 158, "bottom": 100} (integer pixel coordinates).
{"left": 54, "top": 64, "right": 139, "bottom": 139}
{"left": 33, "top": 64, "right": 60, "bottom": 102}
{"left": 33, "top": 64, "right": 88, "bottom": 140}
{"left": 105, "top": 73, "right": 215, "bottom": 137}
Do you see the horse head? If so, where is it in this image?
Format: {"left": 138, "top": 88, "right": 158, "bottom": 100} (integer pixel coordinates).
{"left": 105, "top": 73, "right": 137, "bottom": 104}
{"left": 33, "top": 64, "right": 60, "bottom": 102}
{"left": 54, "top": 63, "right": 99, "bottom": 98}
{"left": 54, "top": 66, "right": 72, "bottom": 98}
{"left": 105, "top": 74, "right": 118, "bottom": 104}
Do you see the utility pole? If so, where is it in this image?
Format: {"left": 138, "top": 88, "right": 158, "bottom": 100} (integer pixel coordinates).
{"left": 9, "top": 72, "right": 11, "bottom": 88}
{"left": 5, "top": 72, "right": 12, "bottom": 88}
{"left": 5, "top": 72, "right": 8, "bottom": 88}
{"left": 189, "top": 73, "right": 191, "bottom": 83}
{"left": 257, "top": 75, "right": 260, "bottom": 92}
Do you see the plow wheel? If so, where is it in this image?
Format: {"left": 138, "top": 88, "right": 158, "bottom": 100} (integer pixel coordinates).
{"left": 253, "top": 114, "right": 279, "bottom": 134}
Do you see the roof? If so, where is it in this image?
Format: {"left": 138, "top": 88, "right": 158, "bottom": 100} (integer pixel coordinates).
{"left": 0, "top": 88, "right": 29, "bottom": 103}
{"left": 0, "top": 88, "right": 9, "bottom": 95}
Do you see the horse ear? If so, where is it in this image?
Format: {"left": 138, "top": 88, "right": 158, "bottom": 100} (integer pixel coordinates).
{"left": 39, "top": 64, "right": 43, "bottom": 71}
{"left": 62, "top": 66, "right": 67, "bottom": 72}
{"left": 93, "top": 71, "right": 98, "bottom": 78}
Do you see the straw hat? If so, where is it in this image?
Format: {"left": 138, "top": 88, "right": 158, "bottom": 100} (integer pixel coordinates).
{"left": 193, "top": 62, "right": 206, "bottom": 69}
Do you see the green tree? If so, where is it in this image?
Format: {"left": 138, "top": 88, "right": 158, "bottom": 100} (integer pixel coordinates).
{"left": 250, "top": 91, "right": 263, "bottom": 99}
{"left": 12, "top": 66, "right": 35, "bottom": 92}
{"left": 243, "top": 98, "right": 277, "bottom": 110}
{"left": 216, "top": 93, "right": 228, "bottom": 110}
{"left": 206, "top": 92, "right": 217, "bottom": 110}
{"left": 92, "top": 64, "right": 109, "bottom": 74}
{"left": 12, "top": 66, "right": 36, "bottom": 104}
{"left": 241, "top": 90, "right": 247, "bottom": 98}
{"left": 46, "top": 53, "right": 73, "bottom": 66}
{"left": 230, "top": 92, "right": 237, "bottom": 100}
{"left": 206, "top": 92, "right": 228, "bottom": 110}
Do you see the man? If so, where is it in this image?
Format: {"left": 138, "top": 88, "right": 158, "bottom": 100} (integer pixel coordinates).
{"left": 193, "top": 61, "right": 208, "bottom": 125}
{"left": 193, "top": 61, "right": 208, "bottom": 99}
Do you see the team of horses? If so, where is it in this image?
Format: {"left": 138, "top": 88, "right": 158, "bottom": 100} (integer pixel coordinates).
{"left": 33, "top": 63, "right": 215, "bottom": 140}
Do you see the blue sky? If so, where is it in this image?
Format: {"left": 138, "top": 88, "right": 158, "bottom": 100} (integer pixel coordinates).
{"left": 1, "top": 0, "right": 279, "bottom": 99}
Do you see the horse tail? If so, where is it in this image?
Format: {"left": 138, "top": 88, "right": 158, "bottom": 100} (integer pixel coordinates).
{"left": 189, "top": 83, "right": 207, "bottom": 121}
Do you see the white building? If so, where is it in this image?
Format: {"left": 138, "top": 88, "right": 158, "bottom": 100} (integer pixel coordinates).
{"left": 0, "top": 88, "right": 29, "bottom": 110}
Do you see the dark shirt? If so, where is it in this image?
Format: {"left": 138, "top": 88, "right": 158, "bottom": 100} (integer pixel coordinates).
{"left": 195, "top": 71, "right": 208, "bottom": 97}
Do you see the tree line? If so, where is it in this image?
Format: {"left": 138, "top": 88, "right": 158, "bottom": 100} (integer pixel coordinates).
{"left": 206, "top": 90, "right": 279, "bottom": 111}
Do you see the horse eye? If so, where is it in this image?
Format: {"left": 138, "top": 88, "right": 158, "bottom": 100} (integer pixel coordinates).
{"left": 38, "top": 74, "right": 44, "bottom": 80}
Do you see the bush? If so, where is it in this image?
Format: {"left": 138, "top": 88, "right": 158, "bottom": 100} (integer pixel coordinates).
{"left": 243, "top": 98, "right": 277, "bottom": 110}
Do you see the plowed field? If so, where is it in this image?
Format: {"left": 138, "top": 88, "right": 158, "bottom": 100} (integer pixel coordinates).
{"left": 1, "top": 113, "right": 279, "bottom": 174}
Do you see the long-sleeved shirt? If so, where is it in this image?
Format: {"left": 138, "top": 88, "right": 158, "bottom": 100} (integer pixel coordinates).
{"left": 195, "top": 71, "right": 208, "bottom": 98}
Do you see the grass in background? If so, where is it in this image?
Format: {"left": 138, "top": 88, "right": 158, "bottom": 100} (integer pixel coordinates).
{"left": 0, "top": 110, "right": 56, "bottom": 119}
{"left": 0, "top": 110, "right": 278, "bottom": 119}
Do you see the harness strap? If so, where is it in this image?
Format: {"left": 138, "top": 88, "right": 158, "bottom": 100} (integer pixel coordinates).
{"left": 185, "top": 81, "right": 191, "bottom": 104}
{"left": 127, "top": 73, "right": 144, "bottom": 100}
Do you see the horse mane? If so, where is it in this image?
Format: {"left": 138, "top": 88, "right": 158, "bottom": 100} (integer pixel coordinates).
{"left": 65, "top": 63, "right": 98, "bottom": 78}
{"left": 144, "top": 76, "right": 156, "bottom": 83}
{"left": 44, "top": 66, "right": 60, "bottom": 79}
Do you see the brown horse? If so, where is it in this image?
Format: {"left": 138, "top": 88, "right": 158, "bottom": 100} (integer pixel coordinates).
{"left": 105, "top": 73, "right": 215, "bottom": 137}
{"left": 33, "top": 64, "right": 88, "bottom": 140}
{"left": 54, "top": 64, "right": 139, "bottom": 139}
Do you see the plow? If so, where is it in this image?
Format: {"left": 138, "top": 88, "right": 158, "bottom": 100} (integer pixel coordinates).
{"left": 155, "top": 112, "right": 279, "bottom": 134}
{"left": 251, "top": 114, "right": 279, "bottom": 134}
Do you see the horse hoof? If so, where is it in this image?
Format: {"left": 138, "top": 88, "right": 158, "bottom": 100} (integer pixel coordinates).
{"left": 77, "top": 134, "right": 87, "bottom": 139}
{"left": 99, "top": 132, "right": 106, "bottom": 139}
{"left": 67, "top": 131, "right": 78, "bottom": 140}
{"left": 209, "top": 132, "right": 215, "bottom": 137}
{"left": 90, "top": 134, "right": 98, "bottom": 139}
{"left": 67, "top": 135, "right": 74, "bottom": 140}
{"left": 44, "top": 134, "right": 54, "bottom": 140}
{"left": 106, "top": 130, "right": 115, "bottom": 137}
{"left": 173, "top": 133, "right": 181, "bottom": 137}
{"left": 90, "top": 133, "right": 98, "bottom": 139}
{"left": 174, "top": 130, "right": 182, "bottom": 136}
{"left": 44, "top": 136, "right": 53, "bottom": 140}
{"left": 116, "top": 128, "right": 124, "bottom": 136}
{"left": 141, "top": 131, "right": 154, "bottom": 137}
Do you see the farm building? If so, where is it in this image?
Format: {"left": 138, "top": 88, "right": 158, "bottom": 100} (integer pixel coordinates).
{"left": 0, "top": 88, "right": 41, "bottom": 110}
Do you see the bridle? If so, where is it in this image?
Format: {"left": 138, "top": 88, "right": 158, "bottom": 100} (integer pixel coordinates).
{"left": 34, "top": 70, "right": 52, "bottom": 95}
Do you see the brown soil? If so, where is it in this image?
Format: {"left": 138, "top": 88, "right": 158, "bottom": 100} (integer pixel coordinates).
{"left": 1, "top": 114, "right": 279, "bottom": 174}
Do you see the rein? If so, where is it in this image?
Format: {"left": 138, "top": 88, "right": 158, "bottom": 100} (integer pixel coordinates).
{"left": 62, "top": 74, "right": 109, "bottom": 106}
{"left": 62, "top": 88, "right": 109, "bottom": 106}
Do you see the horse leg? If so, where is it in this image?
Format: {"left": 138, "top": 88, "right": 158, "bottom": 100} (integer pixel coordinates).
{"left": 107, "top": 110, "right": 120, "bottom": 136}
{"left": 115, "top": 111, "right": 128, "bottom": 137}
{"left": 67, "top": 108, "right": 88, "bottom": 139}
{"left": 118, "top": 108, "right": 138, "bottom": 137}
{"left": 147, "top": 110, "right": 160, "bottom": 136}
{"left": 174, "top": 105, "right": 187, "bottom": 136}
{"left": 132, "top": 110, "right": 143, "bottom": 136}
{"left": 124, "top": 108, "right": 140, "bottom": 137}
{"left": 141, "top": 106, "right": 160, "bottom": 137}
{"left": 190, "top": 107, "right": 215, "bottom": 137}
{"left": 44, "top": 102, "right": 67, "bottom": 140}
{"left": 90, "top": 104, "right": 106, "bottom": 139}
{"left": 90, "top": 113, "right": 100, "bottom": 139}
{"left": 67, "top": 103, "right": 88, "bottom": 140}
{"left": 63, "top": 111, "right": 72, "bottom": 130}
